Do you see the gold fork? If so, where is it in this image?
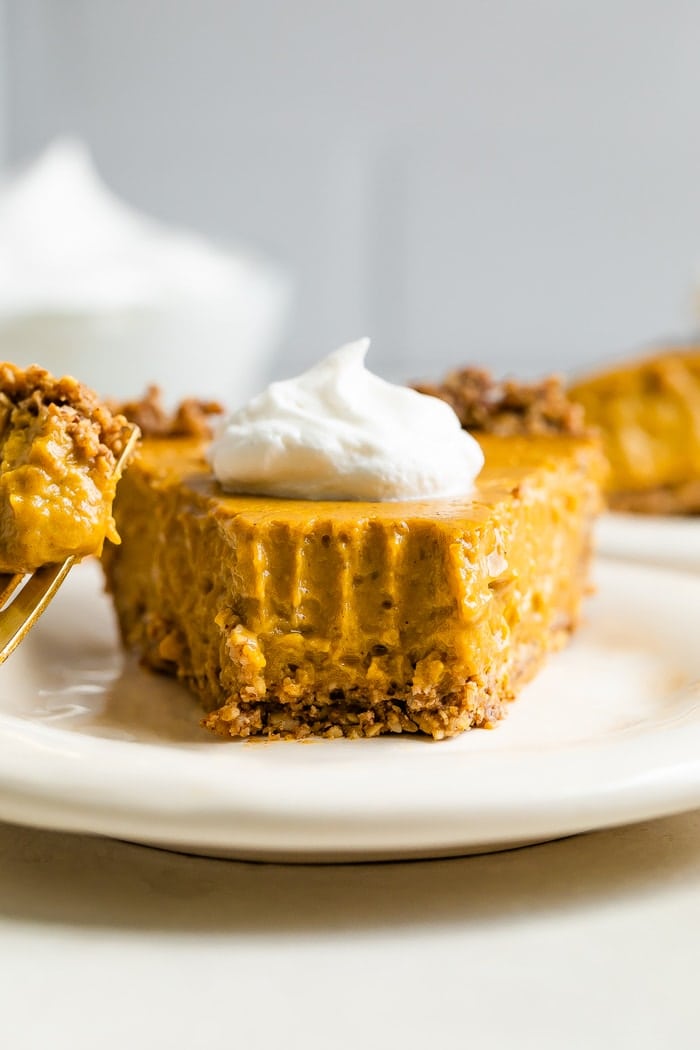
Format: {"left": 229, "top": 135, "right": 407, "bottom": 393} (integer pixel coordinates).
{"left": 0, "top": 424, "right": 140, "bottom": 665}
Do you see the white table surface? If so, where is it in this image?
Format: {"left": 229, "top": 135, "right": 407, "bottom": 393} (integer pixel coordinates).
{"left": 2, "top": 812, "right": 699, "bottom": 1049}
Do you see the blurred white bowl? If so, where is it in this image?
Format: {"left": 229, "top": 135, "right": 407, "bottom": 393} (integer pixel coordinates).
{"left": 0, "top": 140, "right": 290, "bottom": 406}
{"left": 0, "top": 264, "right": 289, "bottom": 407}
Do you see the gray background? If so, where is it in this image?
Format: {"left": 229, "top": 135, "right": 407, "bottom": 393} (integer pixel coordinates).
{"left": 2, "top": 0, "right": 700, "bottom": 382}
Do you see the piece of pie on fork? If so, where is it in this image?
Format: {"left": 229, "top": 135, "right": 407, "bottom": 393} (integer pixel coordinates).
{"left": 0, "top": 363, "right": 138, "bottom": 662}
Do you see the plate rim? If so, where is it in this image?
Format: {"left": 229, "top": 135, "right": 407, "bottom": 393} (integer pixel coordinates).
{"left": 0, "top": 557, "right": 699, "bottom": 860}
{"left": 597, "top": 510, "right": 700, "bottom": 571}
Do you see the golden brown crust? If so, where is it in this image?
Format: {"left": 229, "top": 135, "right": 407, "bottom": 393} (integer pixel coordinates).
{"left": 204, "top": 683, "right": 506, "bottom": 739}
{"left": 414, "top": 368, "right": 588, "bottom": 437}
{"left": 0, "top": 362, "right": 129, "bottom": 462}
{"left": 200, "top": 629, "right": 575, "bottom": 740}
{"left": 114, "top": 386, "right": 223, "bottom": 439}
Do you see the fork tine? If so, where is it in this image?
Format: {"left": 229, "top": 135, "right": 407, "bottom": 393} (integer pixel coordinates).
{"left": 117, "top": 425, "right": 140, "bottom": 472}
{"left": 0, "top": 573, "right": 24, "bottom": 609}
{"left": 0, "top": 558, "right": 76, "bottom": 664}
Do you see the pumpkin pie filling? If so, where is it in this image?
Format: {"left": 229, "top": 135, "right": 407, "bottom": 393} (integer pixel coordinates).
{"left": 104, "top": 370, "right": 604, "bottom": 740}
{"left": 0, "top": 363, "right": 132, "bottom": 573}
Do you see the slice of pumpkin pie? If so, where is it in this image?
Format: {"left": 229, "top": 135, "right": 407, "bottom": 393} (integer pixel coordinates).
{"left": 104, "top": 345, "right": 604, "bottom": 740}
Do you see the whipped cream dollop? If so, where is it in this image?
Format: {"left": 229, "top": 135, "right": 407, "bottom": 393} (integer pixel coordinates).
{"left": 0, "top": 139, "right": 284, "bottom": 317}
{"left": 209, "top": 340, "right": 484, "bottom": 501}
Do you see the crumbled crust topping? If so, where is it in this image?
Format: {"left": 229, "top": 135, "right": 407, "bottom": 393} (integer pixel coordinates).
{"left": 113, "top": 386, "right": 223, "bottom": 439}
{"left": 414, "top": 367, "right": 588, "bottom": 437}
{"left": 0, "top": 362, "right": 129, "bottom": 462}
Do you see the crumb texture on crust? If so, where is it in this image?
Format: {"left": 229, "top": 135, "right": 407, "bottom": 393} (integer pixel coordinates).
{"left": 113, "top": 385, "right": 223, "bottom": 439}
{"left": 0, "top": 362, "right": 128, "bottom": 457}
{"left": 0, "top": 362, "right": 131, "bottom": 573}
{"left": 414, "top": 368, "right": 588, "bottom": 437}
{"left": 200, "top": 633, "right": 571, "bottom": 740}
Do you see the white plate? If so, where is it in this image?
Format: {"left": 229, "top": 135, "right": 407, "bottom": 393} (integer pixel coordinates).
{"left": 597, "top": 512, "right": 700, "bottom": 572}
{"left": 0, "top": 558, "right": 699, "bottom": 862}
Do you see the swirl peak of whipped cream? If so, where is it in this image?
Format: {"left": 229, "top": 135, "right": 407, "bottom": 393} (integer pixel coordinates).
{"left": 209, "top": 339, "right": 484, "bottom": 501}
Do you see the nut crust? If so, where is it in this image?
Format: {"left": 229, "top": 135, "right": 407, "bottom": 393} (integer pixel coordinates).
{"left": 414, "top": 368, "right": 588, "bottom": 437}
